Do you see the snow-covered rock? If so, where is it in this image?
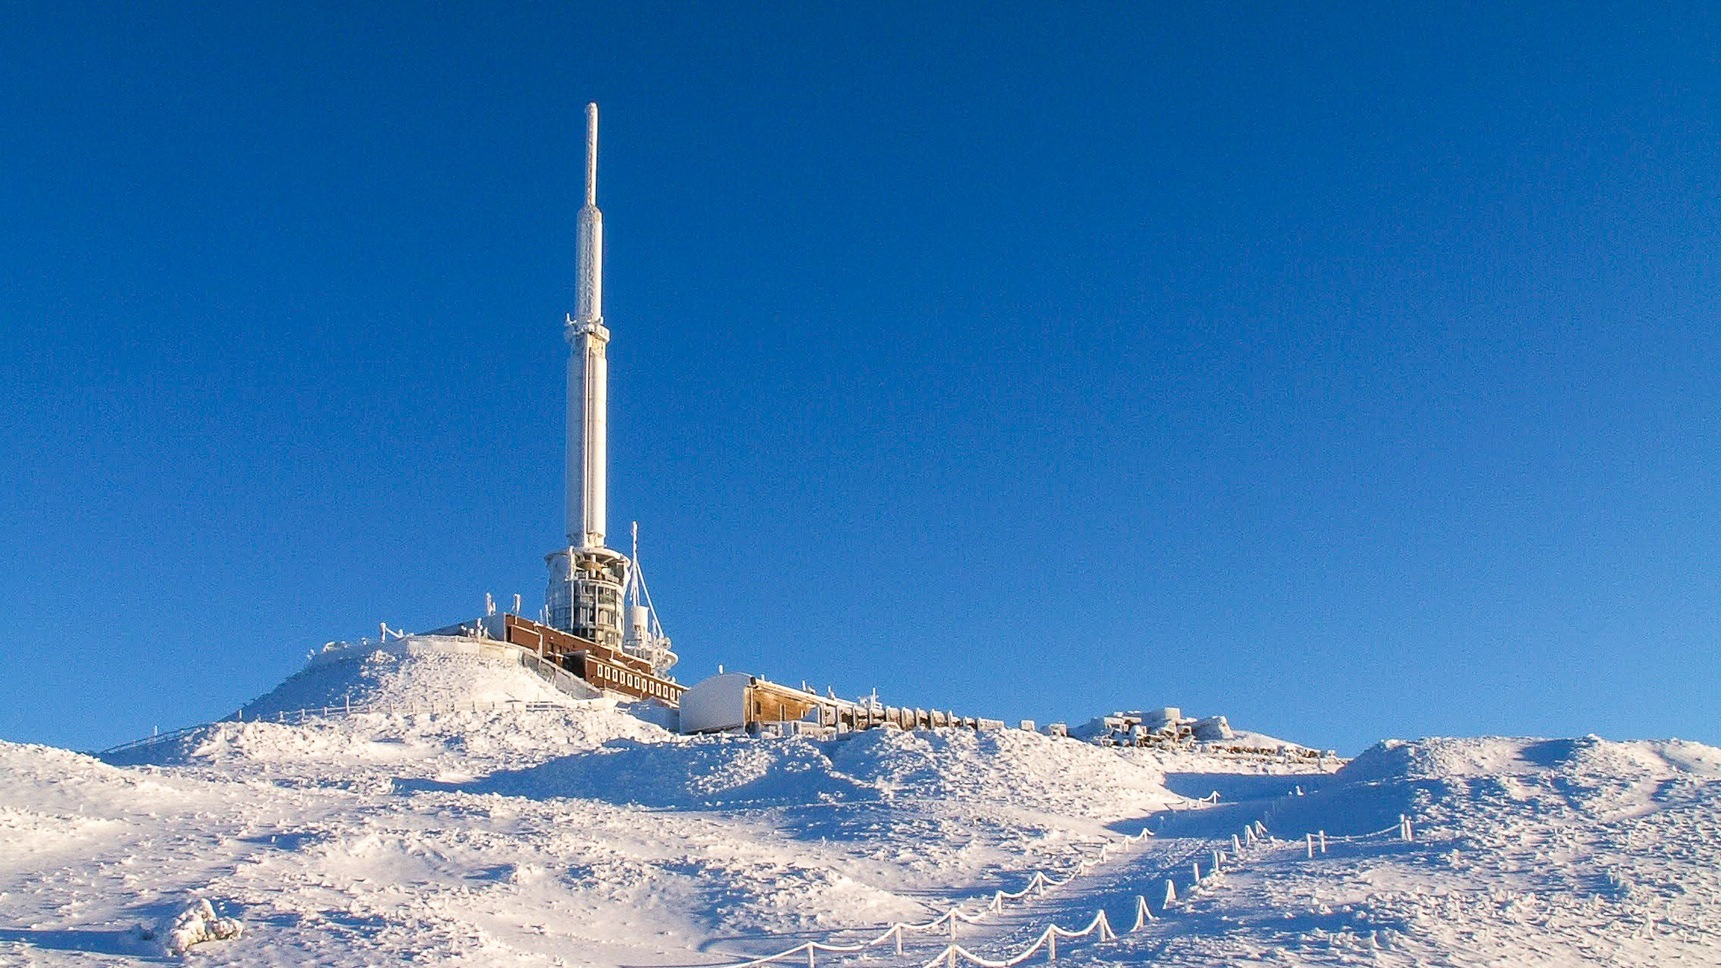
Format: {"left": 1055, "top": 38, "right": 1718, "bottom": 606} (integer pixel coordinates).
{"left": 138, "top": 897, "right": 242, "bottom": 956}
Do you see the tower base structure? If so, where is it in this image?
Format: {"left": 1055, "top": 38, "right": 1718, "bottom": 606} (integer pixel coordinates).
{"left": 545, "top": 546, "right": 629, "bottom": 652}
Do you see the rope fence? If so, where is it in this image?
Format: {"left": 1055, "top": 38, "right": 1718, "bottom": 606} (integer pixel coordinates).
{"left": 918, "top": 909, "right": 1117, "bottom": 968}
{"left": 709, "top": 825, "right": 1157, "bottom": 968}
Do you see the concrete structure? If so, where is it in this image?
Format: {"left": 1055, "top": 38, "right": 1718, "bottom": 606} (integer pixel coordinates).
{"left": 1192, "top": 715, "right": 1234, "bottom": 741}
{"left": 1080, "top": 709, "right": 1195, "bottom": 747}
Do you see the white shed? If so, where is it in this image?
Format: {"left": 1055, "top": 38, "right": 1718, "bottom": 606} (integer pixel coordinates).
{"left": 678, "top": 673, "right": 754, "bottom": 734}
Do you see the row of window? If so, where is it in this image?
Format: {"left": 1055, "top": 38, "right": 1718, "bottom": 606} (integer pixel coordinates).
{"left": 589, "top": 662, "right": 679, "bottom": 702}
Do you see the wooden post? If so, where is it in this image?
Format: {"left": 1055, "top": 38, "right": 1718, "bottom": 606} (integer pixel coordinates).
{"left": 1047, "top": 931, "right": 1056, "bottom": 961}
{"left": 1319, "top": 830, "right": 1327, "bottom": 854}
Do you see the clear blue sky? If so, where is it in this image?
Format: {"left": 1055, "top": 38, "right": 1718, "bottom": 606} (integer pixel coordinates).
{"left": 3, "top": 3, "right": 1718, "bottom": 754}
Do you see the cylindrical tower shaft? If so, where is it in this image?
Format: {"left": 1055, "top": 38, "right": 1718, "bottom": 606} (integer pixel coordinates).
{"left": 567, "top": 101, "right": 608, "bottom": 549}
{"left": 576, "top": 103, "right": 603, "bottom": 325}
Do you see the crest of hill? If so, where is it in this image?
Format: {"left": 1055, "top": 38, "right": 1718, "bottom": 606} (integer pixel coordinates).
{"left": 107, "top": 642, "right": 1227, "bottom": 819}
{"left": 1261, "top": 733, "right": 1721, "bottom": 842}
{"left": 462, "top": 724, "right": 1196, "bottom": 820}
{"left": 1340, "top": 734, "right": 1721, "bottom": 784}
{"left": 105, "top": 642, "right": 666, "bottom": 773}
{"left": 238, "top": 640, "right": 575, "bottom": 720}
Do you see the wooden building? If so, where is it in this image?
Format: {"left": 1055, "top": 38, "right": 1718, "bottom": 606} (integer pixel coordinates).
{"left": 677, "top": 672, "right": 1002, "bottom": 736}
{"left": 437, "top": 613, "right": 685, "bottom": 707}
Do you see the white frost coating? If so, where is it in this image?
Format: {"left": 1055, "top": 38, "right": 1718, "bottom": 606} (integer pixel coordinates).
{"left": 567, "top": 100, "right": 608, "bottom": 548}
{"left": 8, "top": 667, "right": 1719, "bottom": 968}
{"left": 575, "top": 102, "right": 603, "bottom": 325}
{"left": 678, "top": 672, "right": 753, "bottom": 733}
{"left": 138, "top": 897, "right": 242, "bottom": 956}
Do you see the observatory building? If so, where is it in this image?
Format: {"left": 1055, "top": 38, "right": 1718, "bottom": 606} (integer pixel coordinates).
{"left": 542, "top": 103, "right": 677, "bottom": 678}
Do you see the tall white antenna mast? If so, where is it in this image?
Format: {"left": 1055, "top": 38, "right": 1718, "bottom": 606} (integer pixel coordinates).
{"left": 543, "top": 104, "right": 677, "bottom": 677}
{"left": 569, "top": 101, "right": 607, "bottom": 549}
{"left": 546, "top": 102, "right": 627, "bottom": 653}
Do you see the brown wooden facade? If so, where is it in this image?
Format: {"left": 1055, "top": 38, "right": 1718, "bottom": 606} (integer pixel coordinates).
{"left": 740, "top": 677, "right": 999, "bottom": 734}
{"left": 500, "top": 613, "right": 685, "bottom": 707}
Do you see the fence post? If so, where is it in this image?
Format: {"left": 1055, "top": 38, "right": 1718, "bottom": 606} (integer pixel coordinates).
{"left": 1306, "top": 833, "right": 1314, "bottom": 858}
{"left": 1213, "top": 850, "right": 1223, "bottom": 874}
{"left": 1163, "top": 879, "right": 1176, "bottom": 907}
{"left": 1232, "top": 833, "right": 1243, "bottom": 855}
{"left": 1192, "top": 861, "right": 1200, "bottom": 882}
{"left": 950, "top": 913, "right": 957, "bottom": 940}
{"left": 895, "top": 925, "right": 903, "bottom": 956}
{"left": 1319, "top": 831, "right": 1327, "bottom": 854}
{"left": 948, "top": 945, "right": 958, "bottom": 968}
{"left": 1047, "top": 931, "right": 1056, "bottom": 961}
{"left": 807, "top": 943, "right": 815, "bottom": 968}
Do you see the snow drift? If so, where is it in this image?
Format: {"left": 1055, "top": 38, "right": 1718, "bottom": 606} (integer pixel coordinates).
{"left": 3, "top": 643, "right": 1716, "bottom": 966}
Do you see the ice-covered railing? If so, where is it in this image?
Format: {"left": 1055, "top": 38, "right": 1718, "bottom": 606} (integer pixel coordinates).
{"left": 707, "top": 787, "right": 1281, "bottom": 968}
{"left": 888, "top": 807, "right": 1412, "bottom": 968}
{"left": 913, "top": 815, "right": 1287, "bottom": 968}
{"left": 920, "top": 908, "right": 1117, "bottom": 968}
{"left": 1294, "top": 816, "right": 1415, "bottom": 856}
{"left": 1257, "top": 779, "right": 1418, "bottom": 855}
{"left": 709, "top": 826, "right": 1158, "bottom": 968}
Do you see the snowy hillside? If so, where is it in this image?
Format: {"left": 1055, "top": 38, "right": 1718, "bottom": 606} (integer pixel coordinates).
{"left": 1, "top": 645, "right": 1715, "bottom": 966}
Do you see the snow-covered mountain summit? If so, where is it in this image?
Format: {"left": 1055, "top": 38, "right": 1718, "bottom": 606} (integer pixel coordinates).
{"left": 2, "top": 644, "right": 1716, "bottom": 965}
